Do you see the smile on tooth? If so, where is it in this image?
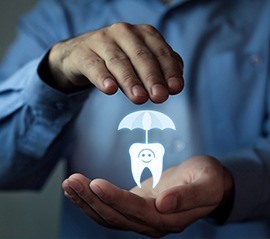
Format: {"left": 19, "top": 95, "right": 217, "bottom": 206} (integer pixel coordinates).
{"left": 129, "top": 143, "right": 165, "bottom": 188}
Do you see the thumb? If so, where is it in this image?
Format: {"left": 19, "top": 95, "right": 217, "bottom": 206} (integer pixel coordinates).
{"left": 155, "top": 181, "right": 223, "bottom": 214}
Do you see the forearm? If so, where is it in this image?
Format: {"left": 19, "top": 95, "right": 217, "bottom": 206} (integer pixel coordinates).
{"left": 0, "top": 0, "right": 91, "bottom": 188}
{"left": 221, "top": 138, "right": 270, "bottom": 222}
{"left": 0, "top": 56, "right": 89, "bottom": 189}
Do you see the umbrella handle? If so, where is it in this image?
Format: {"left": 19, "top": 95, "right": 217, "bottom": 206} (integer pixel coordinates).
{"left": 145, "top": 129, "right": 148, "bottom": 144}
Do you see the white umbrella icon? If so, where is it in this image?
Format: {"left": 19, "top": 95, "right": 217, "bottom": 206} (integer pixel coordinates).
{"left": 118, "top": 110, "right": 176, "bottom": 188}
{"left": 118, "top": 110, "right": 176, "bottom": 143}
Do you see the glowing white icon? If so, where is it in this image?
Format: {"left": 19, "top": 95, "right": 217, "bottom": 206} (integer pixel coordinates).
{"left": 118, "top": 110, "right": 176, "bottom": 188}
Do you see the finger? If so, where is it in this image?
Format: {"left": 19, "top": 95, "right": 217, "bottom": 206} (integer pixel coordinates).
{"left": 99, "top": 42, "right": 149, "bottom": 104}
{"left": 155, "top": 181, "right": 222, "bottom": 214}
{"left": 138, "top": 24, "right": 184, "bottom": 95}
{"left": 118, "top": 24, "right": 170, "bottom": 102}
{"left": 160, "top": 51, "right": 184, "bottom": 95}
{"left": 91, "top": 28, "right": 149, "bottom": 104}
{"left": 90, "top": 179, "right": 161, "bottom": 226}
{"left": 75, "top": 50, "right": 119, "bottom": 95}
{"left": 90, "top": 179, "right": 217, "bottom": 235}
{"left": 67, "top": 175, "right": 163, "bottom": 237}
{"left": 90, "top": 179, "right": 166, "bottom": 237}
{"left": 62, "top": 177, "right": 109, "bottom": 227}
{"left": 108, "top": 23, "right": 169, "bottom": 103}
{"left": 53, "top": 38, "right": 119, "bottom": 94}
{"left": 131, "top": 183, "right": 218, "bottom": 233}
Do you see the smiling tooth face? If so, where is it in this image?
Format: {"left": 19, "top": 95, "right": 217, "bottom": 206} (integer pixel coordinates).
{"left": 138, "top": 149, "right": 155, "bottom": 163}
{"left": 129, "top": 143, "right": 165, "bottom": 188}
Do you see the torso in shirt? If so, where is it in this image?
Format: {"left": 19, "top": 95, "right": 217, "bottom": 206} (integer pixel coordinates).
{"left": 65, "top": 0, "right": 269, "bottom": 190}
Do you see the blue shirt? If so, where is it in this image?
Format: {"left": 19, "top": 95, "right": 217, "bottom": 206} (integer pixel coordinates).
{"left": 0, "top": 0, "right": 270, "bottom": 238}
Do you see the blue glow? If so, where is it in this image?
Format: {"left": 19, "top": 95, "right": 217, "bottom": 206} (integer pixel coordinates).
{"left": 118, "top": 110, "right": 176, "bottom": 188}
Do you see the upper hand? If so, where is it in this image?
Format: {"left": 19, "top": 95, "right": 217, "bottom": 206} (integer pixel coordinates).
{"left": 47, "top": 23, "right": 184, "bottom": 104}
{"left": 62, "top": 156, "right": 233, "bottom": 238}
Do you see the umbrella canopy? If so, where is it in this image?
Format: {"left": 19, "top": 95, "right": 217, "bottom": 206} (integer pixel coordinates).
{"left": 118, "top": 110, "right": 176, "bottom": 143}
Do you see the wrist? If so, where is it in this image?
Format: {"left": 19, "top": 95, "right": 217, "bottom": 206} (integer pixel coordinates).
{"left": 221, "top": 167, "right": 234, "bottom": 208}
{"left": 208, "top": 167, "right": 234, "bottom": 224}
{"left": 38, "top": 48, "right": 91, "bottom": 94}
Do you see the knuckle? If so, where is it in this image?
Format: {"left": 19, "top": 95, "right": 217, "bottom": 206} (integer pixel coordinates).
{"left": 133, "top": 211, "right": 146, "bottom": 222}
{"left": 85, "top": 57, "right": 104, "bottom": 68}
{"left": 126, "top": 207, "right": 146, "bottom": 223}
{"left": 133, "top": 48, "right": 152, "bottom": 61}
{"left": 64, "top": 37, "right": 86, "bottom": 54}
{"left": 80, "top": 193, "right": 95, "bottom": 205}
{"left": 110, "top": 22, "right": 133, "bottom": 33}
{"left": 141, "top": 24, "right": 159, "bottom": 36}
{"left": 50, "top": 42, "right": 71, "bottom": 65}
{"left": 144, "top": 71, "right": 160, "bottom": 82}
{"left": 108, "top": 53, "right": 129, "bottom": 64}
{"left": 91, "top": 29, "right": 107, "bottom": 40}
{"left": 70, "top": 195, "right": 83, "bottom": 205}
{"left": 103, "top": 192, "right": 117, "bottom": 206}
{"left": 157, "top": 47, "right": 174, "bottom": 59}
{"left": 105, "top": 48, "right": 129, "bottom": 65}
{"left": 120, "top": 73, "right": 137, "bottom": 86}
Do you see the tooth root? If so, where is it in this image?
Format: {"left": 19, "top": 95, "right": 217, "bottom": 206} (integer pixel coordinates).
{"left": 148, "top": 164, "right": 163, "bottom": 188}
{"left": 131, "top": 162, "right": 144, "bottom": 188}
{"left": 129, "top": 143, "right": 144, "bottom": 188}
{"left": 147, "top": 144, "right": 164, "bottom": 188}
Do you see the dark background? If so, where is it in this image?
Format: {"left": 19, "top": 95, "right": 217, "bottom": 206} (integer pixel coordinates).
{"left": 0, "top": 1, "right": 64, "bottom": 238}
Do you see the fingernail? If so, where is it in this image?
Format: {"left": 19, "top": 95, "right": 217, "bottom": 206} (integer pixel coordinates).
{"left": 63, "top": 185, "right": 76, "bottom": 198}
{"left": 151, "top": 84, "right": 167, "bottom": 96}
{"left": 131, "top": 85, "right": 147, "bottom": 97}
{"left": 103, "top": 78, "right": 115, "bottom": 88}
{"left": 167, "top": 77, "right": 182, "bottom": 90}
{"left": 162, "top": 195, "right": 177, "bottom": 213}
{"left": 64, "top": 191, "right": 74, "bottom": 199}
{"left": 68, "top": 180, "right": 83, "bottom": 193}
{"left": 90, "top": 183, "right": 104, "bottom": 198}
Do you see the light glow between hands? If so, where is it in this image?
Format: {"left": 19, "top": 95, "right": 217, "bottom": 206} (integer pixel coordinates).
{"left": 118, "top": 110, "right": 176, "bottom": 188}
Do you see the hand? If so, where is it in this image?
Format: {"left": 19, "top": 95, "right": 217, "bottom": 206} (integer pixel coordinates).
{"left": 62, "top": 156, "right": 233, "bottom": 238}
{"left": 46, "top": 23, "right": 184, "bottom": 104}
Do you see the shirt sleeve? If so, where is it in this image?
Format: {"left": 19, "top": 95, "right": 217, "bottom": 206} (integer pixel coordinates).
{"left": 0, "top": 0, "right": 89, "bottom": 189}
{"left": 222, "top": 108, "right": 270, "bottom": 222}
{"left": 216, "top": 79, "right": 270, "bottom": 223}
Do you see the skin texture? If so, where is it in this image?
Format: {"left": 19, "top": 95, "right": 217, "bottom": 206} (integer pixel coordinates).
{"left": 46, "top": 22, "right": 233, "bottom": 237}
{"left": 62, "top": 156, "right": 233, "bottom": 238}
{"left": 47, "top": 23, "right": 184, "bottom": 104}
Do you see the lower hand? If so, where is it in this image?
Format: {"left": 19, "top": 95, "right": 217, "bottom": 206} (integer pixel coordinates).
{"left": 62, "top": 156, "right": 233, "bottom": 238}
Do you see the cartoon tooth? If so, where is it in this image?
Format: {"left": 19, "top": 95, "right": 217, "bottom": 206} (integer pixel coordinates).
{"left": 129, "top": 143, "right": 165, "bottom": 188}
{"left": 118, "top": 110, "right": 176, "bottom": 188}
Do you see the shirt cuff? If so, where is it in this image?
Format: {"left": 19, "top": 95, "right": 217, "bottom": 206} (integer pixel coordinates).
{"left": 19, "top": 55, "right": 90, "bottom": 158}
{"left": 219, "top": 148, "right": 264, "bottom": 223}
{"left": 23, "top": 57, "right": 90, "bottom": 119}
